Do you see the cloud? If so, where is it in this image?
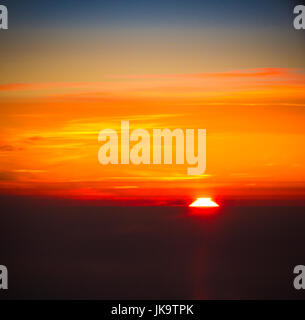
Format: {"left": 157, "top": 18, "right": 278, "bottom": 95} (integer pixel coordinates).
{"left": 1, "top": 69, "right": 304, "bottom": 94}
{"left": 12, "top": 169, "right": 46, "bottom": 173}
{"left": 0, "top": 171, "right": 17, "bottom": 181}
{"left": 0, "top": 82, "right": 106, "bottom": 92}
{"left": 108, "top": 68, "right": 305, "bottom": 80}
{"left": 0, "top": 144, "right": 23, "bottom": 152}
{"left": 0, "top": 144, "right": 15, "bottom": 151}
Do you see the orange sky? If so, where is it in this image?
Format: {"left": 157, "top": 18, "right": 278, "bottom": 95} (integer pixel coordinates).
{"left": 1, "top": 67, "right": 305, "bottom": 202}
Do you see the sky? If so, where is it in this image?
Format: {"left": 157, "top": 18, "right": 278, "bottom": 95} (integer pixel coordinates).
{"left": 0, "top": 0, "right": 304, "bottom": 203}
{"left": 2, "top": 0, "right": 302, "bottom": 28}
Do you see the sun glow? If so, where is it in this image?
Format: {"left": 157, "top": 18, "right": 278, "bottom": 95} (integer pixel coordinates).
{"left": 189, "top": 198, "right": 219, "bottom": 207}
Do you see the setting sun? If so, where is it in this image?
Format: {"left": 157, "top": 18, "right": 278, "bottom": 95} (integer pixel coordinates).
{"left": 189, "top": 198, "right": 219, "bottom": 207}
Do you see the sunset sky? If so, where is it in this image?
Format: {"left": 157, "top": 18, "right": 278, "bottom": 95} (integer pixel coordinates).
{"left": 0, "top": 0, "right": 304, "bottom": 203}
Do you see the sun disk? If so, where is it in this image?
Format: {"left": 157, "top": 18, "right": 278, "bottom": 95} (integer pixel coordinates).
{"left": 189, "top": 197, "right": 219, "bottom": 207}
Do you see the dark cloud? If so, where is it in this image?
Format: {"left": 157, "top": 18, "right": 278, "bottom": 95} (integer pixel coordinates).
{"left": 0, "top": 144, "right": 24, "bottom": 152}
{"left": 0, "top": 144, "right": 15, "bottom": 152}
{"left": 0, "top": 171, "right": 17, "bottom": 181}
